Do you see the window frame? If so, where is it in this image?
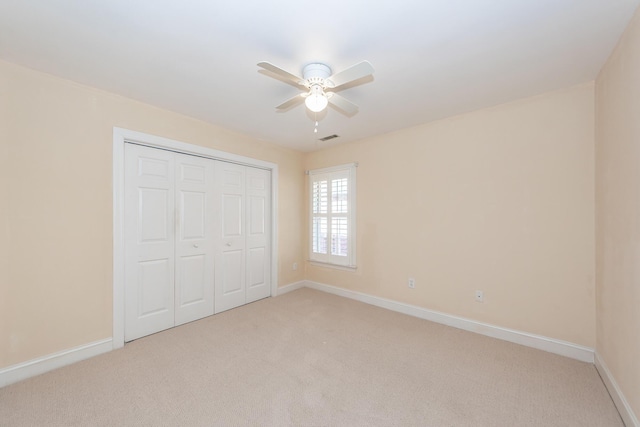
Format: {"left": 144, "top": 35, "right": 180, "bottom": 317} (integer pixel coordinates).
{"left": 308, "top": 163, "right": 357, "bottom": 269}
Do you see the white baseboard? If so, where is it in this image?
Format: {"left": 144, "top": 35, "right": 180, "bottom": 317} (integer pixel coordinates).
{"left": 0, "top": 338, "right": 113, "bottom": 388}
{"left": 595, "top": 352, "right": 639, "bottom": 427}
{"left": 303, "top": 280, "right": 594, "bottom": 363}
{"left": 275, "top": 280, "right": 306, "bottom": 296}
{"left": 0, "top": 282, "right": 599, "bottom": 390}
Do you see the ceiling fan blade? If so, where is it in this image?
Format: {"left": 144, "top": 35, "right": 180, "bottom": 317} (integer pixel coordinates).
{"left": 325, "top": 60, "right": 375, "bottom": 88}
{"left": 327, "top": 93, "right": 359, "bottom": 116}
{"left": 276, "top": 93, "right": 305, "bottom": 110}
{"left": 257, "top": 61, "right": 304, "bottom": 85}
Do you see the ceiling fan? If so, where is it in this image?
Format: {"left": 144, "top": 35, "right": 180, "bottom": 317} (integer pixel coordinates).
{"left": 257, "top": 60, "right": 375, "bottom": 116}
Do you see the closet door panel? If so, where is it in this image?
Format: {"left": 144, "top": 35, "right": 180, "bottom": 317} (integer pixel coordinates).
{"left": 175, "top": 154, "right": 215, "bottom": 326}
{"left": 245, "top": 168, "right": 271, "bottom": 303}
{"left": 124, "top": 144, "right": 176, "bottom": 341}
{"left": 215, "top": 162, "right": 247, "bottom": 313}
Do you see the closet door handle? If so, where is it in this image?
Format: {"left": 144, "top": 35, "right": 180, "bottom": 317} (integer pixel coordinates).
{"left": 225, "top": 242, "right": 232, "bottom": 246}
{"left": 193, "top": 244, "right": 199, "bottom": 248}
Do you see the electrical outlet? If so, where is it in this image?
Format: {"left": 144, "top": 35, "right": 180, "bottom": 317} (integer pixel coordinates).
{"left": 293, "top": 262, "right": 298, "bottom": 271}
{"left": 475, "top": 290, "right": 484, "bottom": 302}
{"left": 408, "top": 278, "right": 415, "bottom": 289}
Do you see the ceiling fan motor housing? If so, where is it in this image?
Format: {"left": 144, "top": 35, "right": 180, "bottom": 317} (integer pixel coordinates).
{"left": 302, "top": 63, "right": 331, "bottom": 87}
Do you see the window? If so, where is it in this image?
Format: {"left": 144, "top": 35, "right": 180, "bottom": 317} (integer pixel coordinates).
{"left": 309, "top": 163, "right": 356, "bottom": 268}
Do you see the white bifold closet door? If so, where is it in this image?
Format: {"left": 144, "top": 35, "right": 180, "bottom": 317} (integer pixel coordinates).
{"left": 124, "top": 143, "right": 271, "bottom": 341}
{"left": 174, "top": 152, "right": 216, "bottom": 326}
{"left": 214, "top": 162, "right": 271, "bottom": 313}
{"left": 124, "top": 144, "right": 216, "bottom": 342}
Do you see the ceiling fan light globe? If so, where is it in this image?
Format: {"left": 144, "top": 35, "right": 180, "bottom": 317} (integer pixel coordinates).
{"left": 305, "top": 93, "right": 328, "bottom": 112}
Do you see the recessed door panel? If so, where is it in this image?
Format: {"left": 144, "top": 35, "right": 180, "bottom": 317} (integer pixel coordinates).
{"left": 138, "top": 259, "right": 172, "bottom": 317}
{"left": 248, "top": 247, "right": 265, "bottom": 288}
{"left": 224, "top": 170, "right": 243, "bottom": 187}
{"left": 214, "top": 247, "right": 245, "bottom": 313}
{"left": 248, "top": 175, "right": 266, "bottom": 190}
{"left": 223, "top": 194, "right": 242, "bottom": 238}
{"left": 180, "top": 164, "right": 205, "bottom": 183}
{"left": 139, "top": 188, "right": 169, "bottom": 243}
{"left": 248, "top": 196, "right": 265, "bottom": 236}
{"left": 139, "top": 157, "right": 169, "bottom": 179}
{"left": 178, "top": 255, "right": 206, "bottom": 306}
{"left": 222, "top": 250, "right": 243, "bottom": 294}
{"left": 180, "top": 191, "right": 205, "bottom": 240}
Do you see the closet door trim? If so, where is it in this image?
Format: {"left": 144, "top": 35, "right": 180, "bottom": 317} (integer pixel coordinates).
{"left": 113, "top": 127, "right": 278, "bottom": 349}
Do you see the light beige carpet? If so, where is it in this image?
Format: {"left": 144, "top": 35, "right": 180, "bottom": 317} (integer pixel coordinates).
{"left": 0, "top": 288, "right": 623, "bottom": 426}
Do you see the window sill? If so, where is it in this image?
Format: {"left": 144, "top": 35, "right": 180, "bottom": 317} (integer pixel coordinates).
{"left": 308, "top": 260, "right": 357, "bottom": 272}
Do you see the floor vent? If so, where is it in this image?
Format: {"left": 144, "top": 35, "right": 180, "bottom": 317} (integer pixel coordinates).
{"left": 318, "top": 134, "right": 339, "bottom": 142}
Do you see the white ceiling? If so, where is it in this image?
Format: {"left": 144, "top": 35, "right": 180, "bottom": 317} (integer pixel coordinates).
{"left": 0, "top": 1, "right": 638, "bottom": 152}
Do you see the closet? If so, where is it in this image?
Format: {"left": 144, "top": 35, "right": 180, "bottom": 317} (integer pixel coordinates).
{"left": 123, "top": 143, "right": 271, "bottom": 341}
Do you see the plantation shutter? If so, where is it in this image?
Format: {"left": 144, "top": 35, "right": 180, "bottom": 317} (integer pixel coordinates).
{"left": 309, "top": 164, "right": 356, "bottom": 268}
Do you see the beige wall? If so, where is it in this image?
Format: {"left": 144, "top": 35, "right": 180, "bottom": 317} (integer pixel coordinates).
{"left": 0, "top": 61, "right": 305, "bottom": 368}
{"left": 595, "top": 5, "right": 640, "bottom": 420}
{"left": 305, "top": 84, "right": 596, "bottom": 347}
